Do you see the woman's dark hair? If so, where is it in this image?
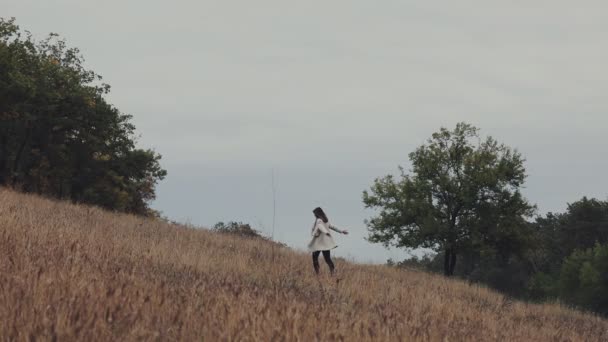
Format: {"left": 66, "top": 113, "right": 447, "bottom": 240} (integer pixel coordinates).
{"left": 313, "top": 207, "right": 329, "bottom": 223}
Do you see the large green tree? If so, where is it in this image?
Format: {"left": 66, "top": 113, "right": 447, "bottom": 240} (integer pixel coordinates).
{"left": 0, "top": 18, "right": 166, "bottom": 215}
{"left": 363, "top": 123, "right": 535, "bottom": 276}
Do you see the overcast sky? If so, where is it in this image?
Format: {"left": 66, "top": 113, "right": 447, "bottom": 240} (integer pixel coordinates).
{"left": 3, "top": 1, "right": 607, "bottom": 263}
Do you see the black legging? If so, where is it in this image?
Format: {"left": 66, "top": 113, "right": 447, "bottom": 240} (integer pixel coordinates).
{"left": 312, "top": 250, "right": 335, "bottom": 275}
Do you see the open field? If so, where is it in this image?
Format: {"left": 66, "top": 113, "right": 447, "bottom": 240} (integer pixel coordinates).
{"left": 1, "top": 188, "right": 607, "bottom": 341}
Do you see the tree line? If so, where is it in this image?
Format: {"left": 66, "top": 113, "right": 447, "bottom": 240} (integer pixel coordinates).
{"left": 0, "top": 18, "right": 166, "bottom": 215}
{"left": 365, "top": 123, "right": 608, "bottom": 315}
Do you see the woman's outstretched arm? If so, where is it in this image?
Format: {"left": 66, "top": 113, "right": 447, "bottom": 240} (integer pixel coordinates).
{"left": 329, "top": 224, "right": 348, "bottom": 234}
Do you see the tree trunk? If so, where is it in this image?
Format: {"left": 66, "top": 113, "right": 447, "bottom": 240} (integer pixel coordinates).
{"left": 443, "top": 248, "right": 458, "bottom": 276}
{"left": 0, "top": 133, "right": 7, "bottom": 184}
{"left": 449, "top": 249, "right": 457, "bottom": 276}
{"left": 444, "top": 249, "right": 450, "bottom": 276}
{"left": 11, "top": 127, "right": 31, "bottom": 186}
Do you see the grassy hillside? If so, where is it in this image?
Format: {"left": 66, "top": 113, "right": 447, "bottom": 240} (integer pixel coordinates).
{"left": 1, "top": 188, "right": 607, "bottom": 341}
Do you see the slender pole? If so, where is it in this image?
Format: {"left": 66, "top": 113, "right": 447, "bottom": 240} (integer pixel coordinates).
{"left": 271, "top": 168, "right": 277, "bottom": 263}
{"left": 271, "top": 168, "right": 276, "bottom": 240}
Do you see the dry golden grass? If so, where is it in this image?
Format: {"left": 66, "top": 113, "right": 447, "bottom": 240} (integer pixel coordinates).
{"left": 1, "top": 188, "right": 607, "bottom": 341}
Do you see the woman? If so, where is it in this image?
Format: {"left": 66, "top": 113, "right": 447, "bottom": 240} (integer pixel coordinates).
{"left": 308, "top": 207, "right": 348, "bottom": 275}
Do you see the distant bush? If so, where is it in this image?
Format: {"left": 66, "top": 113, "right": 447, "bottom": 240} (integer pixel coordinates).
{"left": 387, "top": 253, "right": 439, "bottom": 271}
{"left": 213, "top": 221, "right": 286, "bottom": 247}
{"left": 213, "top": 222, "right": 262, "bottom": 238}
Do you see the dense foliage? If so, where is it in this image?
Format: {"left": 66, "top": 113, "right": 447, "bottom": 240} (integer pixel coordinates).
{"left": 557, "top": 243, "right": 608, "bottom": 314}
{"left": 0, "top": 18, "right": 165, "bottom": 215}
{"left": 527, "top": 198, "right": 608, "bottom": 314}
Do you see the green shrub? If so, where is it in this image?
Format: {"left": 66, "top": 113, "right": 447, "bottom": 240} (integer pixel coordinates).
{"left": 212, "top": 221, "right": 287, "bottom": 248}
{"left": 213, "top": 221, "right": 262, "bottom": 238}
{"left": 526, "top": 272, "right": 557, "bottom": 300}
{"left": 558, "top": 243, "right": 608, "bottom": 314}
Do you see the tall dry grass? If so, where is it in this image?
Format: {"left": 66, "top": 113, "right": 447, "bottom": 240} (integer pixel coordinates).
{"left": 1, "top": 188, "right": 607, "bottom": 341}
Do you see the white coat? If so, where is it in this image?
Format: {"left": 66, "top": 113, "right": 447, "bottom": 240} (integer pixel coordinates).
{"left": 307, "top": 218, "right": 344, "bottom": 252}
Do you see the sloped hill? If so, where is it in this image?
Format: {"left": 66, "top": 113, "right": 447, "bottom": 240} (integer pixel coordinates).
{"left": 1, "top": 188, "right": 606, "bottom": 341}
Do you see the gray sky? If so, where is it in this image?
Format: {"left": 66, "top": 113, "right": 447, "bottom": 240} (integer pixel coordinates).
{"left": 3, "top": 1, "right": 607, "bottom": 263}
